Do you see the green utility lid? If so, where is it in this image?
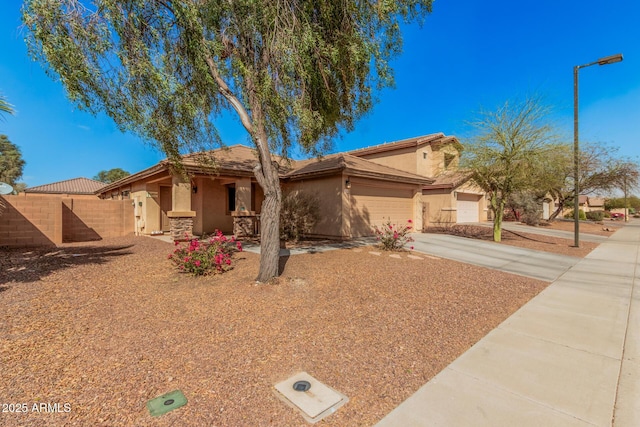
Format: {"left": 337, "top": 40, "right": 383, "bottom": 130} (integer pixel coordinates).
{"left": 147, "top": 390, "right": 187, "bottom": 417}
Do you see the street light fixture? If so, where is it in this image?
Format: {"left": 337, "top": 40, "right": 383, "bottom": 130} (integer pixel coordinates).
{"left": 573, "top": 53, "right": 623, "bottom": 247}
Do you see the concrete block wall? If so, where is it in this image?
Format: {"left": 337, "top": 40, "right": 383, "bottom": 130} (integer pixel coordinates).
{"left": 62, "top": 198, "right": 134, "bottom": 242}
{"left": 0, "top": 195, "right": 62, "bottom": 246}
{"left": 0, "top": 195, "right": 134, "bottom": 248}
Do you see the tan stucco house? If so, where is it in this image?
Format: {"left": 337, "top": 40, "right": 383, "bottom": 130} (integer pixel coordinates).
{"left": 97, "top": 133, "right": 487, "bottom": 239}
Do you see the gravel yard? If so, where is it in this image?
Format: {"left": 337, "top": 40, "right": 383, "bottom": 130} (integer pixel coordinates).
{"left": 2, "top": 235, "right": 550, "bottom": 426}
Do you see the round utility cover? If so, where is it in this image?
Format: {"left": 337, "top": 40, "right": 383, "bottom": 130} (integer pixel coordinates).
{"left": 163, "top": 399, "right": 175, "bottom": 406}
{"left": 0, "top": 182, "right": 13, "bottom": 195}
{"left": 293, "top": 380, "right": 311, "bottom": 392}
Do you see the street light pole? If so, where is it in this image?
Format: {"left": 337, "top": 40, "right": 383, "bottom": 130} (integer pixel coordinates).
{"left": 572, "top": 53, "right": 623, "bottom": 248}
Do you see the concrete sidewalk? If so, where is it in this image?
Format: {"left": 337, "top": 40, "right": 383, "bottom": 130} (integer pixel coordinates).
{"left": 377, "top": 220, "right": 640, "bottom": 426}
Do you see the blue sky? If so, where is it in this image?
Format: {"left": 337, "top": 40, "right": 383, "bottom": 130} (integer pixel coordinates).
{"left": 1, "top": 0, "right": 638, "bottom": 188}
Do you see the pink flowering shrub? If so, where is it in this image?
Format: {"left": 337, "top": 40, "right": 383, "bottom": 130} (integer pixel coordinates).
{"left": 372, "top": 218, "right": 415, "bottom": 251}
{"left": 168, "top": 230, "right": 242, "bottom": 276}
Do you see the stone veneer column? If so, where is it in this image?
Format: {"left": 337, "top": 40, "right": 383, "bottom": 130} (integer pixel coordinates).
{"left": 168, "top": 175, "right": 196, "bottom": 241}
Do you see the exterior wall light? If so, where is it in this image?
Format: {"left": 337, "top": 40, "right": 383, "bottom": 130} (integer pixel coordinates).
{"left": 345, "top": 179, "right": 351, "bottom": 189}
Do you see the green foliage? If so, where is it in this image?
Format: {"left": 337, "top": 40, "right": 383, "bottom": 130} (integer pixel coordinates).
{"left": 564, "top": 209, "right": 586, "bottom": 220}
{"left": 94, "top": 168, "right": 130, "bottom": 184}
{"left": 373, "top": 219, "right": 415, "bottom": 251}
{"left": 280, "top": 191, "right": 320, "bottom": 242}
{"left": 605, "top": 196, "right": 640, "bottom": 210}
{"left": 168, "top": 231, "right": 242, "bottom": 276}
{"left": 507, "top": 191, "right": 543, "bottom": 226}
{"left": 461, "top": 96, "right": 559, "bottom": 241}
{"left": 0, "top": 135, "right": 25, "bottom": 187}
{"left": 22, "top": 0, "right": 433, "bottom": 161}
{"left": 0, "top": 94, "right": 14, "bottom": 119}
{"left": 585, "top": 210, "right": 604, "bottom": 221}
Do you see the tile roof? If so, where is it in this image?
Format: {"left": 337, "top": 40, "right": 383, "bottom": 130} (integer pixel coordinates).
{"left": 24, "top": 177, "right": 106, "bottom": 194}
{"left": 348, "top": 133, "right": 461, "bottom": 157}
{"left": 425, "top": 170, "right": 473, "bottom": 189}
{"left": 181, "top": 145, "right": 283, "bottom": 173}
{"left": 99, "top": 145, "right": 293, "bottom": 194}
{"left": 588, "top": 197, "right": 605, "bottom": 207}
{"left": 286, "top": 153, "right": 433, "bottom": 184}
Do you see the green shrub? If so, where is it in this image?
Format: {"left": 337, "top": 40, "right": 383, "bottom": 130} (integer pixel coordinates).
{"left": 280, "top": 191, "right": 320, "bottom": 242}
{"left": 604, "top": 211, "right": 612, "bottom": 218}
{"left": 564, "top": 209, "right": 586, "bottom": 220}
{"left": 586, "top": 210, "right": 604, "bottom": 221}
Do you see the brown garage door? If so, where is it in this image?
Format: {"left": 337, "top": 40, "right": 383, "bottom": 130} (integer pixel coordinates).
{"left": 350, "top": 185, "right": 413, "bottom": 237}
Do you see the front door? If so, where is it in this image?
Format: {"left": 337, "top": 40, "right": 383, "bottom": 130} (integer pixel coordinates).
{"left": 160, "top": 186, "right": 172, "bottom": 232}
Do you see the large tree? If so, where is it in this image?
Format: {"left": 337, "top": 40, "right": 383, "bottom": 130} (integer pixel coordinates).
{"left": 545, "top": 143, "right": 639, "bottom": 220}
{"left": 0, "top": 135, "right": 26, "bottom": 187}
{"left": 23, "top": 0, "right": 433, "bottom": 282}
{"left": 94, "top": 167, "right": 131, "bottom": 184}
{"left": 461, "top": 97, "right": 560, "bottom": 242}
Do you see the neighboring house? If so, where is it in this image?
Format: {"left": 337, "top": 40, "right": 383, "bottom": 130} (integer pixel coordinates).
{"left": 561, "top": 195, "right": 606, "bottom": 217}
{"left": 24, "top": 177, "right": 105, "bottom": 198}
{"left": 97, "top": 133, "right": 487, "bottom": 239}
{"left": 585, "top": 197, "right": 605, "bottom": 212}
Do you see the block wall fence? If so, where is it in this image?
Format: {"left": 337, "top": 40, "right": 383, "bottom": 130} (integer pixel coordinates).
{"left": 0, "top": 195, "right": 134, "bottom": 248}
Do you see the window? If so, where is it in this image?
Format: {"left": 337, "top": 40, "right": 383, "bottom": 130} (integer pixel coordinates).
{"left": 227, "top": 185, "right": 236, "bottom": 213}
{"left": 423, "top": 152, "right": 428, "bottom": 160}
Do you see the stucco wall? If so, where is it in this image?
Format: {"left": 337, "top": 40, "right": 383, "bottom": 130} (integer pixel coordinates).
{"left": 197, "top": 178, "right": 234, "bottom": 235}
{"left": 422, "top": 189, "right": 456, "bottom": 225}
{"left": 357, "top": 146, "right": 419, "bottom": 175}
{"left": 283, "top": 175, "right": 344, "bottom": 238}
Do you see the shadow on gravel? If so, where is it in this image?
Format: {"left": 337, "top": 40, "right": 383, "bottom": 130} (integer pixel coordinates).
{"left": 0, "top": 244, "right": 134, "bottom": 285}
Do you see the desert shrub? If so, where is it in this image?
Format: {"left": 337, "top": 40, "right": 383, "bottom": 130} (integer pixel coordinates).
{"left": 603, "top": 211, "right": 612, "bottom": 218}
{"left": 168, "top": 231, "right": 242, "bottom": 276}
{"left": 564, "top": 209, "right": 586, "bottom": 220}
{"left": 586, "top": 210, "right": 604, "bottom": 221}
{"left": 280, "top": 190, "right": 320, "bottom": 242}
{"left": 507, "top": 192, "right": 542, "bottom": 225}
{"left": 373, "top": 218, "right": 415, "bottom": 251}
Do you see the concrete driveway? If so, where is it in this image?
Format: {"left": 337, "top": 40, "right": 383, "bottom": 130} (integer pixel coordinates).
{"left": 409, "top": 233, "right": 581, "bottom": 282}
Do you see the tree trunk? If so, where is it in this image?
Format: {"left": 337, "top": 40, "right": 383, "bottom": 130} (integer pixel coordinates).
{"left": 491, "top": 194, "right": 504, "bottom": 242}
{"left": 254, "top": 162, "right": 282, "bottom": 282}
{"left": 249, "top": 102, "right": 282, "bottom": 283}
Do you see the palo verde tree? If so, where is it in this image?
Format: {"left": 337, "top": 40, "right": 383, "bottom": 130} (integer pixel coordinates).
{"left": 23, "top": 0, "right": 433, "bottom": 282}
{"left": 461, "top": 96, "right": 560, "bottom": 242}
